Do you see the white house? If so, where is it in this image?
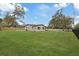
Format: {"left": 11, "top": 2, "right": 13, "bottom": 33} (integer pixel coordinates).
{"left": 25, "top": 24, "right": 46, "bottom": 31}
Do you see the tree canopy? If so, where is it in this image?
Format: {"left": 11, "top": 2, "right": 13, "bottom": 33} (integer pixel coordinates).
{"left": 48, "top": 9, "right": 73, "bottom": 30}
{"left": 3, "top": 4, "right": 25, "bottom": 27}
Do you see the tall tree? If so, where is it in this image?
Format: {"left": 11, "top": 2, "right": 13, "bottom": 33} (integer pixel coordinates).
{"left": 3, "top": 12, "right": 16, "bottom": 27}
{"left": 49, "top": 9, "right": 63, "bottom": 29}
{"left": 49, "top": 9, "right": 73, "bottom": 31}
{"left": 0, "top": 18, "right": 2, "bottom": 30}
{"left": 3, "top": 4, "right": 25, "bottom": 27}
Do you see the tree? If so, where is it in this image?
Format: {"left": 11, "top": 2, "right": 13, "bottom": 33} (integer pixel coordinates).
{"left": 0, "top": 18, "right": 2, "bottom": 30}
{"left": 48, "top": 9, "right": 73, "bottom": 31}
{"left": 60, "top": 16, "right": 72, "bottom": 31}
{"left": 3, "top": 12, "right": 16, "bottom": 27}
{"left": 3, "top": 4, "right": 25, "bottom": 27}
{"left": 49, "top": 16, "right": 57, "bottom": 29}
{"left": 48, "top": 9, "right": 62, "bottom": 29}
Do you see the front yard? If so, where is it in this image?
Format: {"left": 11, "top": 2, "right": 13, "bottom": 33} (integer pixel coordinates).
{"left": 0, "top": 30, "right": 79, "bottom": 55}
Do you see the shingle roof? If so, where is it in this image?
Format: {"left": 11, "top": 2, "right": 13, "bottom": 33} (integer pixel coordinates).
{"left": 26, "top": 24, "right": 45, "bottom": 27}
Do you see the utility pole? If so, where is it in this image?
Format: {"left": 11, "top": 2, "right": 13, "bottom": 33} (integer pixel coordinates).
{"left": 72, "top": 3, "right": 75, "bottom": 29}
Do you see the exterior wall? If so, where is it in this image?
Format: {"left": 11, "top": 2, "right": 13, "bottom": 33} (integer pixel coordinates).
{"left": 26, "top": 26, "right": 33, "bottom": 31}
{"left": 34, "top": 26, "right": 45, "bottom": 31}
{"left": 25, "top": 25, "right": 46, "bottom": 31}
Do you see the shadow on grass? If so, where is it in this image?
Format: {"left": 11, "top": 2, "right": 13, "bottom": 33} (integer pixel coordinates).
{"left": 72, "top": 29, "right": 79, "bottom": 39}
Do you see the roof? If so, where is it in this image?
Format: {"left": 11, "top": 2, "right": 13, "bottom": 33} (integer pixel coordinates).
{"left": 26, "top": 24, "right": 45, "bottom": 27}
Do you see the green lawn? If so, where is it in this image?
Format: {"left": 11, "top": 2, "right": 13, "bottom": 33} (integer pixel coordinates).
{"left": 0, "top": 30, "right": 79, "bottom": 56}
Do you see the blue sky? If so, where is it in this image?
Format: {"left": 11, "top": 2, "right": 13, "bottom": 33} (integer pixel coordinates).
{"left": 20, "top": 3, "right": 74, "bottom": 26}
{"left": 0, "top": 3, "right": 79, "bottom": 26}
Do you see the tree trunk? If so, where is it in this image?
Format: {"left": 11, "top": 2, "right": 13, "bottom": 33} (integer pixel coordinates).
{"left": 0, "top": 26, "right": 2, "bottom": 31}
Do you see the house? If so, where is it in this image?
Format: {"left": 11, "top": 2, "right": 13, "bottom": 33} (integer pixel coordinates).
{"left": 25, "top": 24, "right": 46, "bottom": 31}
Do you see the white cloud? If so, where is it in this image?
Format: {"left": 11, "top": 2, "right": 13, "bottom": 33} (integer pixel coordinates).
{"left": 23, "top": 7, "right": 28, "bottom": 12}
{"left": 0, "top": 3, "right": 28, "bottom": 14}
{"left": 16, "top": 20, "right": 24, "bottom": 25}
{"left": 41, "top": 13, "right": 47, "bottom": 17}
{"left": 33, "top": 21, "right": 38, "bottom": 24}
{"left": 16, "top": 4, "right": 29, "bottom": 12}
{"left": 74, "top": 15, "right": 79, "bottom": 25}
{"left": 16, "top": 4, "right": 22, "bottom": 8}
{"left": 54, "top": 3, "right": 69, "bottom": 9}
{"left": 54, "top": 4, "right": 59, "bottom": 8}
{"left": 35, "top": 13, "right": 48, "bottom": 19}
{"left": 74, "top": 3, "right": 79, "bottom": 11}
{"left": 38, "top": 4, "right": 50, "bottom": 11}
{"left": 75, "top": 19, "right": 79, "bottom": 25}
{"left": 0, "top": 3, "right": 29, "bottom": 21}
{"left": 58, "top": 3, "right": 68, "bottom": 8}
{"left": 76, "top": 15, "right": 79, "bottom": 18}
{"left": 37, "top": 4, "right": 50, "bottom": 18}
{"left": 0, "top": 3, "right": 15, "bottom": 12}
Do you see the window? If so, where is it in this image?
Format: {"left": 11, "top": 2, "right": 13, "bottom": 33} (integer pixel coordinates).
{"left": 38, "top": 27, "right": 41, "bottom": 30}
{"left": 42, "top": 27, "right": 45, "bottom": 30}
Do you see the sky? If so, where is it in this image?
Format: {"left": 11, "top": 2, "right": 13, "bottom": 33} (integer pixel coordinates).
{"left": 0, "top": 3, "right": 79, "bottom": 26}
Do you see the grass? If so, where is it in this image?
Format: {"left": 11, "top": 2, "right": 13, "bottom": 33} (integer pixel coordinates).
{"left": 0, "top": 30, "right": 79, "bottom": 56}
